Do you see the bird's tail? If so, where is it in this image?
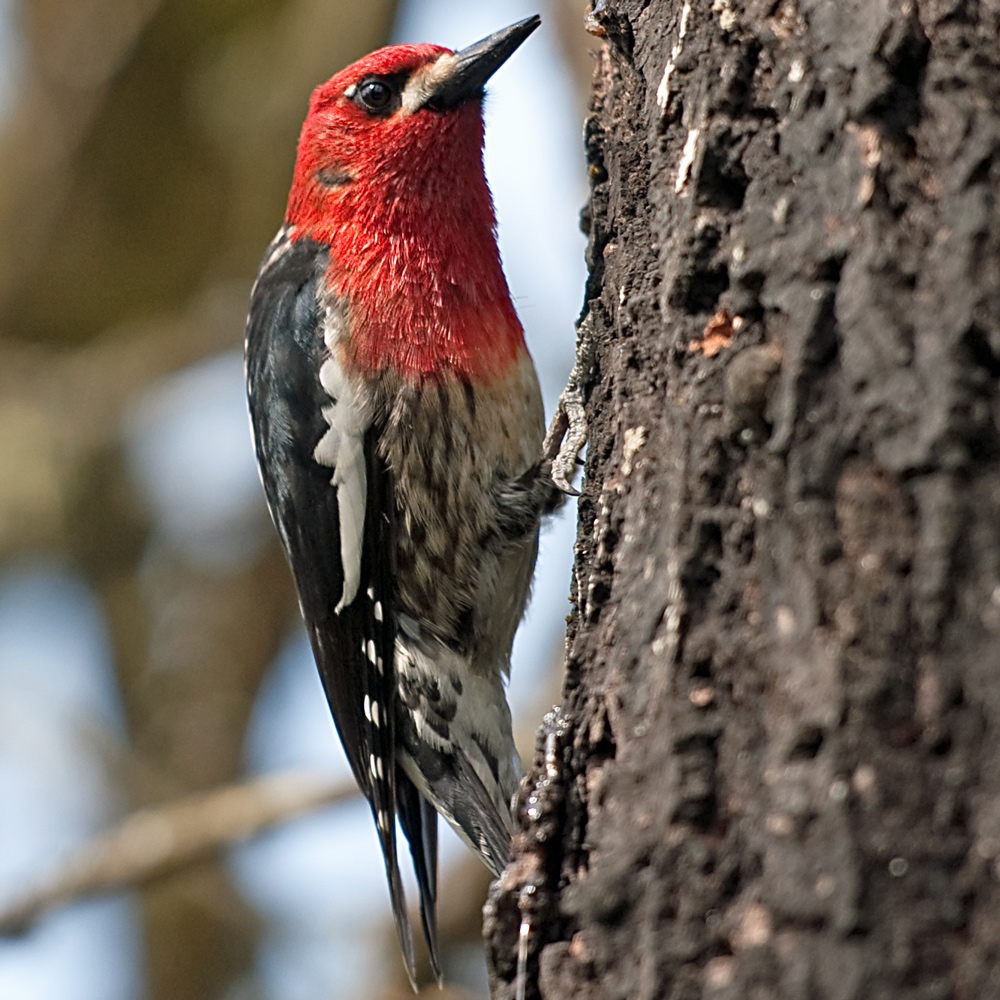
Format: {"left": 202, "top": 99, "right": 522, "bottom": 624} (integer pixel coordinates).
{"left": 397, "top": 769, "right": 442, "bottom": 985}
{"left": 395, "top": 636, "right": 520, "bottom": 877}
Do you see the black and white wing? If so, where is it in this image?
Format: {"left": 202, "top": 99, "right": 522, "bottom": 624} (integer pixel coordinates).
{"left": 244, "top": 228, "right": 439, "bottom": 985}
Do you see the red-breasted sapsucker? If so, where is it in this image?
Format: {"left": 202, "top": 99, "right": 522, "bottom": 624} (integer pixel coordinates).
{"left": 244, "top": 16, "right": 558, "bottom": 985}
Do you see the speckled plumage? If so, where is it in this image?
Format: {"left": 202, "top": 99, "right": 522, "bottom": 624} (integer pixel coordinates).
{"left": 244, "top": 17, "right": 551, "bottom": 990}
{"left": 382, "top": 355, "right": 545, "bottom": 653}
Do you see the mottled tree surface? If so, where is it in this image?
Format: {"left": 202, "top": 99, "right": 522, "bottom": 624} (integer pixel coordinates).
{"left": 487, "top": 1, "right": 1000, "bottom": 997}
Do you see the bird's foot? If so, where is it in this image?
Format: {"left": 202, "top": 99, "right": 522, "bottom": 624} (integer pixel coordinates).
{"left": 542, "top": 314, "right": 596, "bottom": 495}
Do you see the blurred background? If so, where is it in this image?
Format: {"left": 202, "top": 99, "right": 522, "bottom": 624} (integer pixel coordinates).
{"left": 0, "top": 0, "right": 592, "bottom": 997}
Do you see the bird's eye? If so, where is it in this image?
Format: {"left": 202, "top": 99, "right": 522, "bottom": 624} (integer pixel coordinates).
{"left": 356, "top": 77, "right": 396, "bottom": 115}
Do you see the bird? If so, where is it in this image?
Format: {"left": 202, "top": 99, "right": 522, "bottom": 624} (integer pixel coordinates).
{"left": 244, "top": 15, "right": 558, "bottom": 986}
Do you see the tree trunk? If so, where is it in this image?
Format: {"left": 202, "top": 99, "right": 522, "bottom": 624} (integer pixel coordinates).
{"left": 486, "top": 1, "right": 1000, "bottom": 997}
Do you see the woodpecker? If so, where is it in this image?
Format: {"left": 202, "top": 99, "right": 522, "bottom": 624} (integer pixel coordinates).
{"left": 244, "top": 16, "right": 558, "bottom": 986}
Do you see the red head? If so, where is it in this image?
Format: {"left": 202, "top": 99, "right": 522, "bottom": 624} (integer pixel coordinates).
{"left": 286, "top": 18, "right": 541, "bottom": 382}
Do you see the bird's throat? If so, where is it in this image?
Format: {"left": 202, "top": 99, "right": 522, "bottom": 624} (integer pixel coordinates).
{"left": 324, "top": 200, "right": 525, "bottom": 382}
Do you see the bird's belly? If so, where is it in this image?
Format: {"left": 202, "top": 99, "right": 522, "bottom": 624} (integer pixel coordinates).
{"left": 381, "top": 352, "right": 544, "bottom": 662}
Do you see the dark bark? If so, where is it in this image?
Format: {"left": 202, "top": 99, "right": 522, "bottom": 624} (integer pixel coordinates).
{"left": 486, "top": 1, "right": 1000, "bottom": 998}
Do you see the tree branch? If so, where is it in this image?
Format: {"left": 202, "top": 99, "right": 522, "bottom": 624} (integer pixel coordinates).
{"left": 0, "top": 770, "right": 357, "bottom": 936}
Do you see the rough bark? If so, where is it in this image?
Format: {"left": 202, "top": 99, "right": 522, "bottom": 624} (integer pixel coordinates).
{"left": 487, "top": 1, "right": 1000, "bottom": 998}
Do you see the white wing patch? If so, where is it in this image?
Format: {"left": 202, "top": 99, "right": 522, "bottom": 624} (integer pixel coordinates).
{"left": 314, "top": 353, "right": 369, "bottom": 613}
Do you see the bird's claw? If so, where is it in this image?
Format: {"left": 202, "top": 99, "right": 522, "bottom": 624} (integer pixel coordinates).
{"left": 542, "top": 314, "right": 595, "bottom": 496}
{"left": 542, "top": 390, "right": 586, "bottom": 495}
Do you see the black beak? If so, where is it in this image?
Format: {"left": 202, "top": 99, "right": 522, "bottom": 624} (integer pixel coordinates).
{"left": 428, "top": 15, "right": 541, "bottom": 110}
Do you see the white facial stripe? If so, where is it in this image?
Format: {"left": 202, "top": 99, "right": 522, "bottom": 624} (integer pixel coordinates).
{"left": 401, "top": 53, "right": 460, "bottom": 113}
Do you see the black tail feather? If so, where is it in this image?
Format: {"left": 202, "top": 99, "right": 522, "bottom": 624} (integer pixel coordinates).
{"left": 398, "top": 769, "right": 442, "bottom": 985}
{"left": 370, "top": 801, "right": 418, "bottom": 991}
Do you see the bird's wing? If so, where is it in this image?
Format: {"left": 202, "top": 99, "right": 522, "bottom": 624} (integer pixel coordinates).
{"left": 245, "top": 228, "right": 429, "bottom": 986}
